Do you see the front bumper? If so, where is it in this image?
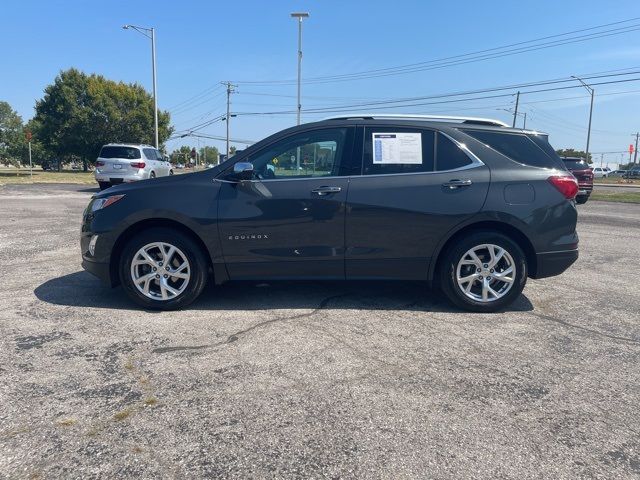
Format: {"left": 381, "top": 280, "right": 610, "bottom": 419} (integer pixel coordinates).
{"left": 82, "top": 257, "right": 113, "bottom": 285}
{"left": 533, "top": 249, "right": 579, "bottom": 279}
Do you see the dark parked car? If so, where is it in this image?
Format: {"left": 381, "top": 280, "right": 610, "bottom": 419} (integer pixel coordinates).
{"left": 560, "top": 156, "right": 593, "bottom": 204}
{"left": 625, "top": 166, "right": 640, "bottom": 179}
{"left": 81, "top": 114, "right": 579, "bottom": 312}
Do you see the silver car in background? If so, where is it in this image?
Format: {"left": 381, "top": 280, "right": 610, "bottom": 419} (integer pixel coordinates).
{"left": 94, "top": 143, "right": 173, "bottom": 190}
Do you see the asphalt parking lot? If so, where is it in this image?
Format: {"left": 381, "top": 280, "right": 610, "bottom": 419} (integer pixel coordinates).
{"left": 1, "top": 183, "right": 639, "bottom": 479}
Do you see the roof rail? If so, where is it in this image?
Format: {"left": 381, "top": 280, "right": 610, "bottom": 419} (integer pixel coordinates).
{"left": 322, "top": 113, "right": 509, "bottom": 128}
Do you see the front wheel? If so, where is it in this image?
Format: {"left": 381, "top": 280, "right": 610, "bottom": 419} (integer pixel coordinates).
{"left": 119, "top": 228, "right": 208, "bottom": 310}
{"left": 576, "top": 194, "right": 589, "bottom": 205}
{"left": 439, "top": 232, "right": 527, "bottom": 313}
{"left": 98, "top": 181, "right": 111, "bottom": 190}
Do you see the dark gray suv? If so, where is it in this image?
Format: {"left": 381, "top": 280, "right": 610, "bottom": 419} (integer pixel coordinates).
{"left": 81, "top": 114, "right": 579, "bottom": 312}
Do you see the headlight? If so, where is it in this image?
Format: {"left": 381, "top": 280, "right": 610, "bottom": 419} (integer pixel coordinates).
{"left": 91, "top": 194, "right": 125, "bottom": 212}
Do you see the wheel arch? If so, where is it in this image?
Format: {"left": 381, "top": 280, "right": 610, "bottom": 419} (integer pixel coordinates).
{"left": 430, "top": 220, "right": 537, "bottom": 283}
{"left": 109, "top": 218, "right": 214, "bottom": 287}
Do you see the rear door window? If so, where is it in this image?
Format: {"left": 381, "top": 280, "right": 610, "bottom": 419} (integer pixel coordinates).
{"left": 463, "top": 130, "right": 563, "bottom": 169}
{"left": 363, "top": 127, "right": 435, "bottom": 175}
{"left": 99, "top": 146, "right": 141, "bottom": 159}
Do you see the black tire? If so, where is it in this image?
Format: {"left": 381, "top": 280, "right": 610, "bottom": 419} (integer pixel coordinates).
{"left": 150, "top": 171, "right": 156, "bottom": 179}
{"left": 169, "top": 169, "right": 174, "bottom": 175}
{"left": 119, "top": 228, "right": 209, "bottom": 310}
{"left": 439, "top": 231, "right": 527, "bottom": 313}
{"left": 576, "top": 194, "right": 589, "bottom": 205}
{"left": 98, "top": 182, "right": 111, "bottom": 190}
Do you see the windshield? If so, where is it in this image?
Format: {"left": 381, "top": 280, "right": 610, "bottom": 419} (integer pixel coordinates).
{"left": 99, "top": 146, "right": 141, "bottom": 159}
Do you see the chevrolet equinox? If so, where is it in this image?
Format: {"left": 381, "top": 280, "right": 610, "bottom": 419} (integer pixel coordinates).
{"left": 81, "top": 115, "right": 579, "bottom": 312}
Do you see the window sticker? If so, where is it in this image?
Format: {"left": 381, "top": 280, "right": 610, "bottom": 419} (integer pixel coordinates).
{"left": 372, "top": 132, "right": 422, "bottom": 164}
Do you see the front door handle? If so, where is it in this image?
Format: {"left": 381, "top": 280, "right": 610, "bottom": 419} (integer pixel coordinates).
{"left": 442, "top": 179, "right": 473, "bottom": 189}
{"left": 312, "top": 186, "right": 342, "bottom": 196}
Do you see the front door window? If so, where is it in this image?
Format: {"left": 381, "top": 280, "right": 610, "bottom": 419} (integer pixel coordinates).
{"left": 239, "top": 128, "right": 347, "bottom": 180}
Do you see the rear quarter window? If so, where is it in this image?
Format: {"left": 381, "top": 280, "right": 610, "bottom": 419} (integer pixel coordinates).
{"left": 463, "top": 130, "right": 564, "bottom": 169}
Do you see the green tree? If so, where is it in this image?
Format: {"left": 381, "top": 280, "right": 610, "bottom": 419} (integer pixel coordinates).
{"left": 555, "top": 148, "right": 592, "bottom": 163}
{"left": 0, "top": 101, "right": 25, "bottom": 165}
{"left": 0, "top": 102, "right": 51, "bottom": 167}
{"left": 32, "top": 68, "right": 173, "bottom": 171}
{"left": 199, "top": 145, "right": 219, "bottom": 164}
{"left": 170, "top": 145, "right": 192, "bottom": 163}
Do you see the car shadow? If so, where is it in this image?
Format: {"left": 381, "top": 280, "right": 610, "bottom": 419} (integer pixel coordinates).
{"left": 34, "top": 271, "right": 534, "bottom": 313}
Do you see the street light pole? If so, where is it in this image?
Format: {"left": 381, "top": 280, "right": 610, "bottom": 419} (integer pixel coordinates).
{"left": 572, "top": 75, "right": 594, "bottom": 164}
{"left": 123, "top": 24, "right": 159, "bottom": 148}
{"left": 290, "top": 12, "right": 309, "bottom": 126}
{"left": 151, "top": 28, "right": 158, "bottom": 149}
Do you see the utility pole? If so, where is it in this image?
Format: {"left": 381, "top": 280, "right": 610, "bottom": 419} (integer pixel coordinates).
{"left": 522, "top": 112, "right": 527, "bottom": 129}
{"left": 512, "top": 91, "right": 520, "bottom": 128}
{"left": 633, "top": 132, "right": 639, "bottom": 165}
{"left": 223, "top": 81, "right": 236, "bottom": 158}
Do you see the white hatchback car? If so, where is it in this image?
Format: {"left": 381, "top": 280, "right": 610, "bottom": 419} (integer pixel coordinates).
{"left": 94, "top": 144, "right": 173, "bottom": 190}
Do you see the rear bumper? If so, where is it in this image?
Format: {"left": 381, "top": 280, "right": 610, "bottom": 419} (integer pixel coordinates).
{"left": 532, "top": 249, "right": 579, "bottom": 279}
{"left": 95, "top": 172, "right": 147, "bottom": 183}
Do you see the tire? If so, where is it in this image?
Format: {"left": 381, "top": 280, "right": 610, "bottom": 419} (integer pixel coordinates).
{"left": 119, "top": 228, "right": 209, "bottom": 310}
{"left": 169, "top": 169, "right": 174, "bottom": 175}
{"left": 149, "top": 171, "right": 156, "bottom": 179}
{"left": 576, "top": 194, "right": 589, "bottom": 205}
{"left": 98, "top": 182, "right": 111, "bottom": 190}
{"left": 439, "top": 231, "right": 527, "bottom": 313}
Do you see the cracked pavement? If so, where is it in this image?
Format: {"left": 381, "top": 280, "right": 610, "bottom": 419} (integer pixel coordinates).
{"left": 1, "top": 183, "right": 639, "bottom": 478}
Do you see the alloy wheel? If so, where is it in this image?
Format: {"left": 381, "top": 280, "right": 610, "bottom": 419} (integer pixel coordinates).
{"left": 455, "top": 243, "right": 515, "bottom": 302}
{"left": 130, "top": 242, "right": 190, "bottom": 301}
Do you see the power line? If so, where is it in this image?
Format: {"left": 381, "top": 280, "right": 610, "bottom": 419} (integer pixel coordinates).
{"left": 232, "top": 19, "right": 640, "bottom": 85}
{"left": 230, "top": 76, "right": 640, "bottom": 116}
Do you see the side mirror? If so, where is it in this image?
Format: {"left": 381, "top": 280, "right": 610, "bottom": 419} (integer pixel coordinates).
{"left": 232, "top": 162, "right": 254, "bottom": 181}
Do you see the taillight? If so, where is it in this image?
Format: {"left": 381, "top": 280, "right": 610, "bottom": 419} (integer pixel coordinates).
{"left": 130, "top": 162, "right": 146, "bottom": 169}
{"left": 96, "top": 161, "right": 105, "bottom": 167}
{"left": 548, "top": 175, "right": 578, "bottom": 200}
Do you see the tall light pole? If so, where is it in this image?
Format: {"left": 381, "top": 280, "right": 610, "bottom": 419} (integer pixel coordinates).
{"left": 572, "top": 75, "right": 594, "bottom": 164}
{"left": 123, "top": 24, "right": 159, "bottom": 148}
{"left": 290, "top": 12, "right": 309, "bottom": 126}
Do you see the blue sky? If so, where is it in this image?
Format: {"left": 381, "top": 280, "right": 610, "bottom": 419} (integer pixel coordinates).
{"left": 2, "top": 0, "right": 640, "bottom": 166}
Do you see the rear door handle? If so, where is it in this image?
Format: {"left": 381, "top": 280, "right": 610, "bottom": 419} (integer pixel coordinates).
{"left": 312, "top": 186, "right": 342, "bottom": 196}
{"left": 442, "top": 179, "right": 473, "bottom": 189}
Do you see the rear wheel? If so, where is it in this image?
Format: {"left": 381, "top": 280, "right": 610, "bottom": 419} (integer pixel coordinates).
{"left": 119, "top": 228, "right": 208, "bottom": 310}
{"left": 98, "top": 181, "right": 111, "bottom": 190}
{"left": 169, "top": 169, "right": 174, "bottom": 175}
{"left": 149, "top": 171, "right": 156, "bottom": 179}
{"left": 439, "top": 231, "right": 527, "bottom": 313}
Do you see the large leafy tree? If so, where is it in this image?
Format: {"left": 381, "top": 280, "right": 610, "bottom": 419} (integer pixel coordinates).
{"left": 32, "top": 68, "right": 173, "bottom": 170}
